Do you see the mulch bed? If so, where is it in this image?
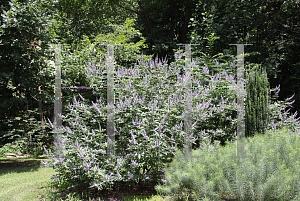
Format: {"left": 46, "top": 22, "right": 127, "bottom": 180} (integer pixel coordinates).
{"left": 92, "top": 180, "right": 165, "bottom": 201}
{"left": 55, "top": 179, "right": 166, "bottom": 201}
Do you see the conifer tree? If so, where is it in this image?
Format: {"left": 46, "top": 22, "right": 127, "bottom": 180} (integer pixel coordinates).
{"left": 245, "top": 64, "right": 271, "bottom": 138}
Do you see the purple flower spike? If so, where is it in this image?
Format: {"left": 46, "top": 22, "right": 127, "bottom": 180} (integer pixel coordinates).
{"left": 128, "top": 173, "right": 133, "bottom": 180}
{"left": 78, "top": 151, "right": 84, "bottom": 158}
{"left": 41, "top": 160, "right": 48, "bottom": 165}
{"left": 131, "top": 160, "right": 138, "bottom": 166}
{"left": 92, "top": 101, "right": 102, "bottom": 114}
{"left": 130, "top": 131, "right": 137, "bottom": 144}
{"left": 142, "top": 130, "right": 149, "bottom": 140}
{"left": 79, "top": 93, "right": 84, "bottom": 101}
{"left": 215, "top": 60, "right": 219, "bottom": 66}
{"left": 117, "top": 171, "right": 122, "bottom": 179}
{"left": 43, "top": 146, "right": 49, "bottom": 155}
{"left": 47, "top": 118, "right": 53, "bottom": 128}
{"left": 66, "top": 127, "right": 72, "bottom": 134}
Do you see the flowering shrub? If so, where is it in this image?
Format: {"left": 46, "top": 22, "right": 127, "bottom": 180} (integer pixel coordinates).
{"left": 41, "top": 33, "right": 300, "bottom": 195}
{"left": 42, "top": 46, "right": 246, "bottom": 193}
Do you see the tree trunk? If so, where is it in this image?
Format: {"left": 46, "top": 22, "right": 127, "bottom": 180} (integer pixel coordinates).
{"left": 36, "top": 27, "right": 46, "bottom": 137}
{"left": 181, "top": 0, "right": 191, "bottom": 43}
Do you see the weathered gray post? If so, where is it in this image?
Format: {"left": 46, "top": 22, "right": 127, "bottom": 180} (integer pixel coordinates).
{"left": 106, "top": 44, "right": 115, "bottom": 159}
{"left": 54, "top": 44, "right": 63, "bottom": 158}
{"left": 176, "top": 44, "right": 200, "bottom": 160}
{"left": 228, "top": 44, "right": 254, "bottom": 161}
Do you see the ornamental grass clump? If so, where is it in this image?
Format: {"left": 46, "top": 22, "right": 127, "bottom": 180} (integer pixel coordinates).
{"left": 155, "top": 127, "right": 300, "bottom": 201}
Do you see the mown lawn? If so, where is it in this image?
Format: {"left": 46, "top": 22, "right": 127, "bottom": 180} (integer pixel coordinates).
{"left": 0, "top": 157, "right": 166, "bottom": 201}
{"left": 0, "top": 157, "right": 55, "bottom": 201}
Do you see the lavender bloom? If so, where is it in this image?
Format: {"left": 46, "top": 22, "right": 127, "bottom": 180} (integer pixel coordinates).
{"left": 51, "top": 175, "right": 57, "bottom": 179}
{"left": 230, "top": 61, "right": 236, "bottom": 67}
{"left": 83, "top": 161, "right": 90, "bottom": 169}
{"left": 179, "top": 121, "right": 183, "bottom": 130}
{"left": 74, "top": 140, "right": 82, "bottom": 148}
{"left": 78, "top": 151, "right": 84, "bottom": 158}
{"left": 161, "top": 113, "right": 169, "bottom": 125}
{"left": 131, "top": 131, "right": 137, "bottom": 145}
{"left": 99, "top": 149, "right": 106, "bottom": 154}
{"left": 287, "top": 93, "right": 295, "bottom": 101}
{"left": 74, "top": 175, "right": 79, "bottom": 178}
{"left": 142, "top": 130, "right": 149, "bottom": 140}
{"left": 47, "top": 118, "right": 53, "bottom": 128}
{"left": 131, "top": 160, "right": 138, "bottom": 166}
{"left": 43, "top": 146, "right": 49, "bottom": 155}
{"left": 162, "top": 179, "right": 166, "bottom": 183}
{"left": 279, "top": 113, "right": 283, "bottom": 120}
{"left": 117, "top": 171, "right": 122, "bottom": 179}
{"left": 275, "top": 84, "right": 280, "bottom": 96}
{"left": 287, "top": 99, "right": 295, "bottom": 105}
{"left": 172, "top": 124, "right": 178, "bottom": 131}
{"left": 117, "top": 158, "right": 122, "bottom": 168}
{"left": 66, "top": 127, "right": 72, "bottom": 134}
{"left": 128, "top": 173, "right": 133, "bottom": 180}
{"left": 215, "top": 60, "right": 219, "bottom": 66}
{"left": 82, "top": 135, "right": 88, "bottom": 141}
{"left": 106, "top": 160, "right": 110, "bottom": 164}
{"left": 78, "top": 93, "right": 84, "bottom": 101}
{"left": 192, "top": 120, "right": 198, "bottom": 128}
{"left": 151, "top": 138, "right": 162, "bottom": 148}
{"left": 92, "top": 101, "right": 102, "bottom": 114}
{"left": 75, "top": 116, "right": 79, "bottom": 125}
{"left": 67, "top": 159, "right": 72, "bottom": 163}
{"left": 67, "top": 103, "right": 73, "bottom": 110}
{"left": 41, "top": 160, "right": 48, "bottom": 166}
{"left": 73, "top": 95, "right": 79, "bottom": 106}
{"left": 85, "top": 66, "right": 92, "bottom": 78}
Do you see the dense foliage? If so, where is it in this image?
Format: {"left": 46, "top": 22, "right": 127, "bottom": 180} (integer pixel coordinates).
{"left": 156, "top": 127, "right": 300, "bottom": 201}
{"left": 245, "top": 64, "right": 271, "bottom": 138}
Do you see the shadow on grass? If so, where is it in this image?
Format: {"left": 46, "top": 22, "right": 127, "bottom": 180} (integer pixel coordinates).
{"left": 0, "top": 157, "right": 49, "bottom": 176}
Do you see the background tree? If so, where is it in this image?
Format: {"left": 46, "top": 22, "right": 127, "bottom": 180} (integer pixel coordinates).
{"left": 0, "top": 0, "right": 56, "bottom": 152}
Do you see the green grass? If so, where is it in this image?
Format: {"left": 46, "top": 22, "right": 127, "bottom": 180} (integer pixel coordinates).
{"left": 0, "top": 156, "right": 167, "bottom": 201}
{"left": 0, "top": 157, "right": 55, "bottom": 201}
